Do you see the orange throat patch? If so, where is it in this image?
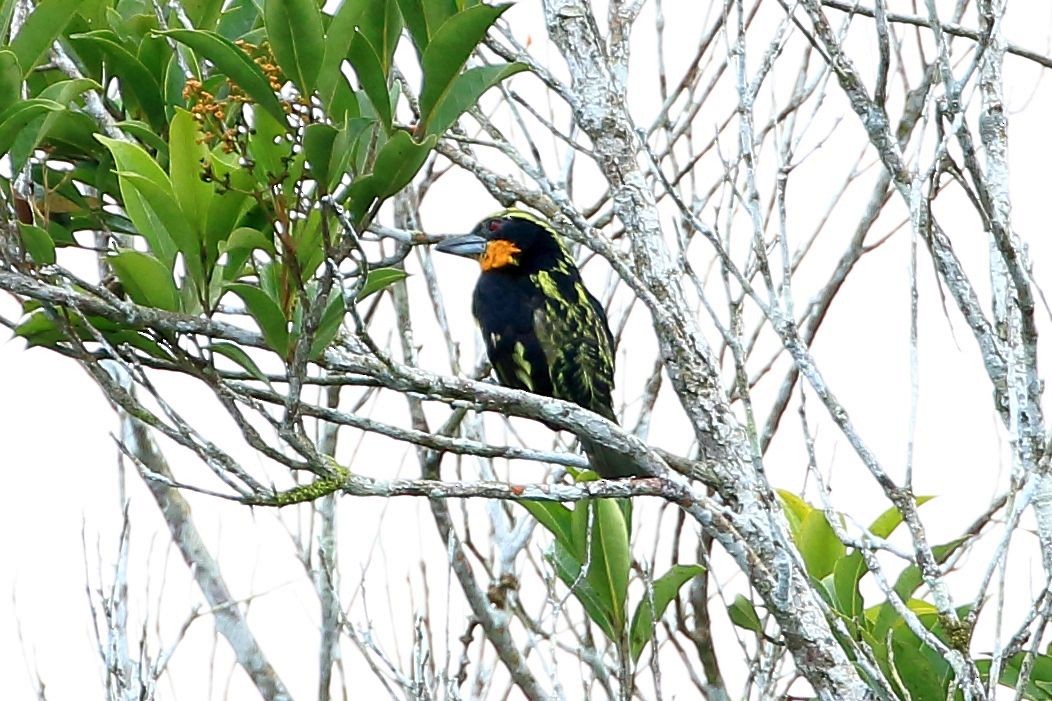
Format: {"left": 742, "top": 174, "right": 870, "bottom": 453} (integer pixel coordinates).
{"left": 480, "top": 240, "right": 521, "bottom": 271}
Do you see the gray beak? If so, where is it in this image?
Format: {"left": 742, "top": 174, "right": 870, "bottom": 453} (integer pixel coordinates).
{"left": 434, "top": 232, "right": 487, "bottom": 258}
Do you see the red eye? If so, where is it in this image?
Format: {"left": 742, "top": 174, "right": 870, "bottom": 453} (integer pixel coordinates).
{"left": 487, "top": 219, "right": 501, "bottom": 232}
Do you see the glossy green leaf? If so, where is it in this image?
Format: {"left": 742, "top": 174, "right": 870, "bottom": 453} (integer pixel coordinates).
{"left": 727, "top": 594, "right": 763, "bottom": 633}
{"left": 0, "top": 1, "right": 15, "bottom": 48}
{"left": 832, "top": 551, "right": 865, "bottom": 620}
{"left": 317, "top": 0, "right": 365, "bottom": 105}
{"left": 354, "top": 0, "right": 401, "bottom": 73}
{"left": 550, "top": 540, "right": 617, "bottom": 642}
{"left": 798, "top": 508, "right": 844, "bottom": 579}
{"left": 18, "top": 223, "right": 56, "bottom": 265}
{"left": 292, "top": 209, "right": 324, "bottom": 275}
{"left": 776, "top": 489, "right": 810, "bottom": 539}
{"left": 303, "top": 122, "right": 337, "bottom": 191}
{"left": 0, "top": 50, "right": 20, "bottom": 112}
{"left": 209, "top": 143, "right": 256, "bottom": 193}
{"left": 347, "top": 131, "right": 436, "bottom": 222}
{"left": 889, "top": 633, "right": 951, "bottom": 701}
{"left": 97, "top": 135, "right": 198, "bottom": 274}
{"left": 629, "top": 564, "right": 704, "bottom": 662}
{"left": 346, "top": 29, "right": 391, "bottom": 129}
{"left": 418, "top": 3, "right": 510, "bottom": 123}
{"left": 228, "top": 283, "right": 289, "bottom": 356}
{"left": 161, "top": 29, "right": 285, "bottom": 123}
{"left": 422, "top": 0, "right": 458, "bottom": 42}
{"left": 14, "top": 308, "right": 67, "bottom": 348}
{"left": 394, "top": 0, "right": 429, "bottom": 52}
{"left": 216, "top": 0, "right": 260, "bottom": 40}
{"left": 207, "top": 342, "right": 270, "bottom": 384}
{"left": 587, "top": 500, "right": 630, "bottom": 634}
{"left": 126, "top": 172, "right": 204, "bottom": 283}
{"left": 869, "top": 495, "right": 934, "bottom": 539}
{"left": 247, "top": 108, "right": 291, "bottom": 179}
{"left": 425, "top": 61, "right": 526, "bottom": 136}
{"left": 205, "top": 189, "right": 250, "bottom": 263}
{"left": 70, "top": 32, "right": 165, "bottom": 128}
{"left": 108, "top": 250, "right": 180, "bottom": 311}
{"left": 9, "top": 0, "right": 87, "bottom": 76}
{"left": 356, "top": 267, "right": 407, "bottom": 301}
{"left": 224, "top": 226, "right": 276, "bottom": 257}
{"left": 264, "top": 0, "right": 323, "bottom": 94}
{"left": 893, "top": 536, "right": 968, "bottom": 601}
{"left": 169, "top": 108, "right": 213, "bottom": 244}
{"left": 310, "top": 289, "right": 346, "bottom": 358}
{"left": 979, "top": 652, "right": 1052, "bottom": 700}
{"left": 113, "top": 119, "right": 169, "bottom": 158}
{"left": 10, "top": 78, "right": 99, "bottom": 170}
{"left": 181, "top": 0, "right": 224, "bottom": 29}
{"left": 520, "top": 500, "right": 575, "bottom": 551}
{"left": 46, "top": 221, "right": 77, "bottom": 247}
{"left": 0, "top": 99, "right": 63, "bottom": 156}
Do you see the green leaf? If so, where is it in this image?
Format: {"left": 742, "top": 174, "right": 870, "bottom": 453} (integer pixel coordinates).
{"left": 160, "top": 29, "right": 285, "bottom": 123}
{"left": 425, "top": 61, "right": 526, "bottom": 136}
{"left": 14, "top": 308, "right": 67, "bottom": 348}
{"left": 18, "top": 223, "right": 56, "bottom": 265}
{"left": 113, "top": 119, "right": 169, "bottom": 158}
{"left": 124, "top": 172, "right": 203, "bottom": 282}
{"left": 224, "top": 226, "right": 276, "bottom": 257}
{"left": 70, "top": 31, "right": 165, "bottom": 129}
{"left": 981, "top": 652, "right": 1052, "bottom": 700}
{"left": 869, "top": 496, "right": 934, "bottom": 539}
{"left": 587, "top": 499, "right": 630, "bottom": 635}
{"left": 550, "top": 540, "right": 617, "bottom": 642}
{"left": 347, "top": 130, "right": 436, "bottom": 222}
{"left": 264, "top": 0, "right": 324, "bottom": 94}
{"left": 10, "top": 0, "right": 88, "bottom": 76}
{"left": 0, "top": 99, "right": 63, "bottom": 156}
{"left": 0, "top": 50, "right": 21, "bottom": 112}
{"left": 317, "top": 0, "right": 365, "bottom": 105}
{"left": 207, "top": 342, "right": 270, "bottom": 384}
{"left": 356, "top": 267, "right": 408, "bottom": 301}
{"left": 418, "top": 3, "right": 510, "bottom": 123}
{"left": 355, "top": 0, "right": 401, "bottom": 73}
{"left": 422, "top": 0, "right": 458, "bottom": 42}
{"left": 776, "top": 489, "right": 810, "bottom": 534}
{"left": 181, "top": 0, "right": 224, "bottom": 29}
{"left": 108, "top": 250, "right": 180, "bottom": 311}
{"left": 97, "top": 135, "right": 203, "bottom": 287}
{"left": 227, "top": 283, "right": 289, "bottom": 356}
{"left": 303, "top": 122, "right": 337, "bottom": 191}
{"left": 629, "top": 564, "right": 704, "bottom": 662}
{"left": 169, "top": 108, "right": 213, "bottom": 246}
{"left": 216, "top": 0, "right": 260, "bottom": 40}
{"left": 727, "top": 594, "right": 763, "bottom": 633}
{"left": 889, "top": 632, "right": 951, "bottom": 701}
{"left": 893, "top": 536, "right": 968, "bottom": 601}
{"left": 10, "top": 77, "right": 101, "bottom": 170}
{"left": 798, "top": 508, "right": 844, "bottom": 580}
{"left": 310, "top": 289, "right": 346, "bottom": 358}
{"left": 394, "top": 0, "right": 429, "bottom": 52}
{"left": 520, "top": 500, "right": 575, "bottom": 551}
{"left": 832, "top": 551, "right": 865, "bottom": 620}
{"left": 246, "top": 108, "right": 291, "bottom": 179}
{"left": 346, "top": 29, "right": 391, "bottom": 130}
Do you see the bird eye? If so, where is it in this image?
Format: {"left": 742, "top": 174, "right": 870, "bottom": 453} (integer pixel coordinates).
{"left": 487, "top": 220, "right": 501, "bottom": 232}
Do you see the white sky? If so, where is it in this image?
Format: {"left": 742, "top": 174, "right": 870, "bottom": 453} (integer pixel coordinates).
{"left": 4, "top": 1, "right": 1052, "bottom": 698}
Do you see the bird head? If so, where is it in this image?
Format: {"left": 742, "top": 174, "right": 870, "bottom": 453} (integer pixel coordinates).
{"left": 434, "top": 210, "right": 566, "bottom": 272}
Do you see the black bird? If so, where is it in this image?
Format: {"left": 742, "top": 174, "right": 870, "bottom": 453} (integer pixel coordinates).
{"left": 435, "top": 209, "right": 645, "bottom": 479}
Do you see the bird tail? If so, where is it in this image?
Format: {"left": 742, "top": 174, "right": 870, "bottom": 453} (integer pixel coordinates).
{"left": 581, "top": 437, "right": 648, "bottom": 479}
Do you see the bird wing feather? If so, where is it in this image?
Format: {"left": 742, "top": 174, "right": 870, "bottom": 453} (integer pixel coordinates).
{"left": 530, "top": 270, "right": 617, "bottom": 422}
